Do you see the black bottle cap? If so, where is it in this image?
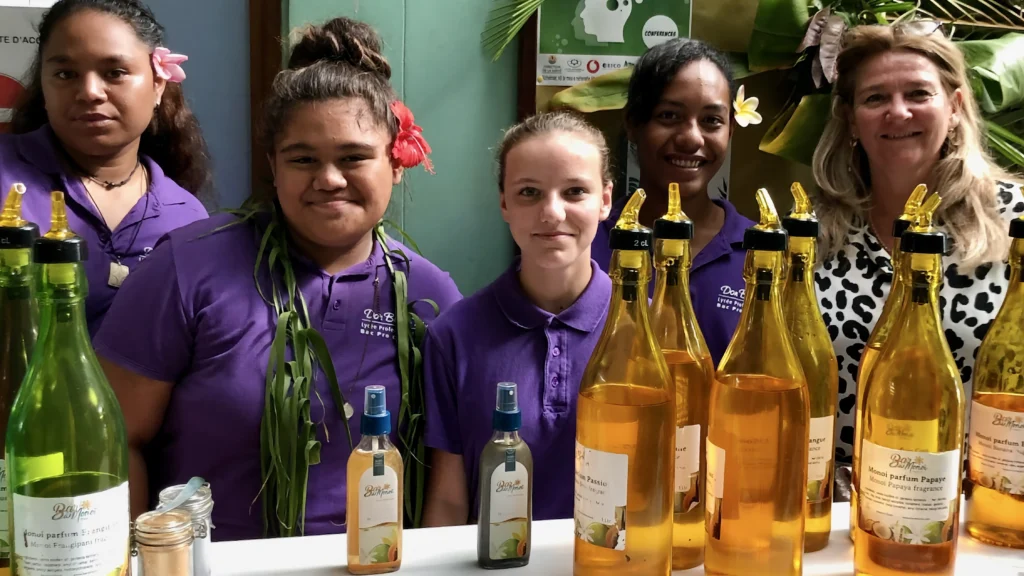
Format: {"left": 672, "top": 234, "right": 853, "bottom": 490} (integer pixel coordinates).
{"left": 743, "top": 227, "right": 789, "bottom": 252}
{"left": 33, "top": 236, "right": 88, "bottom": 264}
{"left": 0, "top": 222, "right": 40, "bottom": 250}
{"left": 900, "top": 230, "right": 946, "bottom": 255}
{"left": 653, "top": 218, "right": 693, "bottom": 240}
{"left": 892, "top": 218, "right": 913, "bottom": 239}
{"left": 610, "top": 227, "right": 652, "bottom": 252}
{"left": 781, "top": 216, "right": 818, "bottom": 238}
{"left": 1011, "top": 217, "right": 1024, "bottom": 239}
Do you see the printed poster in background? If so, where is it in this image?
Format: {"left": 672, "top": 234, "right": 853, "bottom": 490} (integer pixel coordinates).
{"left": 536, "top": 1, "right": 728, "bottom": 199}
{"left": 0, "top": 2, "right": 50, "bottom": 132}
{"left": 537, "top": 0, "right": 692, "bottom": 86}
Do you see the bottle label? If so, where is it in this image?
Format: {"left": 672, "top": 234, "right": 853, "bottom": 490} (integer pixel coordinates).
{"left": 357, "top": 463, "right": 399, "bottom": 565}
{"left": 0, "top": 460, "right": 7, "bottom": 559}
{"left": 859, "top": 441, "right": 960, "bottom": 544}
{"left": 11, "top": 481, "right": 129, "bottom": 575}
{"left": 573, "top": 441, "right": 627, "bottom": 551}
{"left": 488, "top": 455, "right": 528, "bottom": 560}
{"left": 807, "top": 416, "right": 834, "bottom": 501}
{"left": 704, "top": 438, "right": 725, "bottom": 516}
{"left": 674, "top": 425, "right": 700, "bottom": 513}
{"left": 968, "top": 400, "right": 1024, "bottom": 496}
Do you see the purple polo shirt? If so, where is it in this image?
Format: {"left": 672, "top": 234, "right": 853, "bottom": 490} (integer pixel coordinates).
{"left": 0, "top": 125, "right": 208, "bottom": 336}
{"left": 93, "top": 213, "right": 462, "bottom": 541}
{"left": 592, "top": 197, "right": 753, "bottom": 365}
{"left": 423, "top": 260, "right": 611, "bottom": 521}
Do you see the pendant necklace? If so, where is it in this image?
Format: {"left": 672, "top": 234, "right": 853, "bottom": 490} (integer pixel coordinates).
{"left": 80, "top": 162, "right": 149, "bottom": 288}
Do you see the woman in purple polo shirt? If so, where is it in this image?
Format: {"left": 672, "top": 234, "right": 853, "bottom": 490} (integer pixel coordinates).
{"left": 0, "top": 0, "right": 211, "bottom": 335}
{"left": 592, "top": 39, "right": 756, "bottom": 365}
{"left": 93, "top": 17, "right": 462, "bottom": 541}
{"left": 422, "top": 111, "right": 613, "bottom": 525}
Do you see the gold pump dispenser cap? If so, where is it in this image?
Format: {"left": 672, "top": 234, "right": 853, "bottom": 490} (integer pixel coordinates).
{"left": 609, "top": 188, "right": 652, "bottom": 269}
{"left": 0, "top": 184, "right": 40, "bottom": 266}
{"left": 42, "top": 191, "right": 75, "bottom": 241}
{"left": 781, "top": 182, "right": 819, "bottom": 238}
{"left": 742, "top": 188, "right": 788, "bottom": 252}
{"left": 653, "top": 183, "right": 693, "bottom": 257}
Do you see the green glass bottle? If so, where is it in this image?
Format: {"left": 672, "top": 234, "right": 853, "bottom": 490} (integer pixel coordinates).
{"left": 6, "top": 192, "right": 130, "bottom": 575}
{"left": 0, "top": 184, "right": 40, "bottom": 569}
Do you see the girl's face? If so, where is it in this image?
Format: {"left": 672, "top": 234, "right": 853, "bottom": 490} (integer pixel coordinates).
{"left": 849, "top": 50, "right": 961, "bottom": 179}
{"left": 271, "top": 98, "right": 402, "bottom": 261}
{"left": 41, "top": 9, "right": 166, "bottom": 157}
{"left": 631, "top": 59, "right": 732, "bottom": 200}
{"left": 501, "top": 131, "right": 612, "bottom": 271}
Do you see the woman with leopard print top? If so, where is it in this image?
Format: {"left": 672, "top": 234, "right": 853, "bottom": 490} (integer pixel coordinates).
{"left": 809, "top": 24, "right": 1024, "bottom": 491}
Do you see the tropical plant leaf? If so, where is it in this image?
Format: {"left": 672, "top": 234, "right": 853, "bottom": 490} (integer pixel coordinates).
{"left": 548, "top": 66, "right": 633, "bottom": 113}
{"left": 959, "top": 33, "right": 1024, "bottom": 113}
{"left": 482, "top": 0, "right": 546, "bottom": 62}
{"left": 747, "top": 0, "right": 815, "bottom": 71}
{"left": 759, "top": 93, "right": 834, "bottom": 165}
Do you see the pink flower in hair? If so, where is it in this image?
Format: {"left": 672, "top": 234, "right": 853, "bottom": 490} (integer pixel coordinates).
{"left": 390, "top": 100, "right": 435, "bottom": 174}
{"left": 151, "top": 47, "right": 188, "bottom": 83}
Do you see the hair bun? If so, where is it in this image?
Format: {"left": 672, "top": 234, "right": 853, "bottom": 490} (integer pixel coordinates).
{"left": 287, "top": 17, "right": 391, "bottom": 79}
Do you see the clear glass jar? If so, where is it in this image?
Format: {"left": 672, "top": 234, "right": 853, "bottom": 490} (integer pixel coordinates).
{"left": 134, "top": 509, "right": 194, "bottom": 576}
{"left": 159, "top": 483, "right": 214, "bottom": 576}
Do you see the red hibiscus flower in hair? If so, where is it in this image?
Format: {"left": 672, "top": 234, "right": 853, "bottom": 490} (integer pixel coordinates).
{"left": 390, "top": 100, "right": 435, "bottom": 174}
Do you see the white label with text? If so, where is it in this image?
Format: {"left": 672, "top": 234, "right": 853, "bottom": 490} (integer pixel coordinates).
{"left": 12, "top": 482, "right": 130, "bottom": 575}
{"left": 357, "top": 463, "right": 400, "bottom": 565}
{"left": 808, "top": 416, "right": 834, "bottom": 482}
{"left": 675, "top": 425, "right": 700, "bottom": 493}
{"left": 968, "top": 401, "right": 1024, "bottom": 495}
{"left": 705, "top": 439, "right": 725, "bottom": 514}
{"left": 573, "top": 441, "right": 626, "bottom": 551}
{"left": 859, "top": 441, "right": 960, "bottom": 544}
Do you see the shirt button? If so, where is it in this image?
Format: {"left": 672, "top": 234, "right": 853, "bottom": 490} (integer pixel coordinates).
{"left": 550, "top": 376, "right": 558, "bottom": 386}
{"left": 552, "top": 347, "right": 561, "bottom": 357}
{"left": 332, "top": 300, "right": 341, "bottom": 311}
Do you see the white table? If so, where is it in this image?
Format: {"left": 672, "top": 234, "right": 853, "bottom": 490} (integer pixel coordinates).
{"left": 211, "top": 503, "right": 1024, "bottom": 575}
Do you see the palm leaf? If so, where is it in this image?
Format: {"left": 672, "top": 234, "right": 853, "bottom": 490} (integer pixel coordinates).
{"left": 918, "top": 0, "right": 1024, "bottom": 35}
{"left": 482, "top": 0, "right": 546, "bottom": 62}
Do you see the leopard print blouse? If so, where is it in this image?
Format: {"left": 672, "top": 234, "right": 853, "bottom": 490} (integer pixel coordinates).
{"left": 815, "top": 181, "right": 1024, "bottom": 465}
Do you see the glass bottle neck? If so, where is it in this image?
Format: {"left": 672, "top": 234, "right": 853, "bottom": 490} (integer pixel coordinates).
{"left": 358, "top": 434, "right": 394, "bottom": 452}
{"left": 901, "top": 253, "right": 943, "bottom": 315}
{"left": 36, "top": 264, "right": 90, "bottom": 349}
{"left": 609, "top": 249, "right": 652, "bottom": 304}
{"left": 490, "top": 430, "right": 522, "bottom": 444}
{"left": 787, "top": 237, "right": 816, "bottom": 285}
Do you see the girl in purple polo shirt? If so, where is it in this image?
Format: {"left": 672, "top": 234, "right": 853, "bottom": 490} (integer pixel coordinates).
{"left": 0, "top": 0, "right": 211, "bottom": 335}
{"left": 592, "top": 39, "right": 757, "bottom": 365}
{"left": 93, "top": 17, "right": 462, "bottom": 541}
{"left": 422, "top": 112, "right": 613, "bottom": 525}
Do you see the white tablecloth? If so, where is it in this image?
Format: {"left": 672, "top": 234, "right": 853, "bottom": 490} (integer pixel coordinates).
{"left": 210, "top": 503, "right": 1024, "bottom": 575}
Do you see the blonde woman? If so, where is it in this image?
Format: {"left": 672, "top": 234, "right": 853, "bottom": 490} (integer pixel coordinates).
{"left": 811, "top": 24, "right": 1024, "bottom": 472}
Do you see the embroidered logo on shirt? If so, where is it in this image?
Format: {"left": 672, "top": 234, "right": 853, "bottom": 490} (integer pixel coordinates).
{"left": 716, "top": 285, "right": 744, "bottom": 314}
{"left": 139, "top": 247, "right": 153, "bottom": 262}
{"left": 360, "top": 308, "right": 396, "bottom": 340}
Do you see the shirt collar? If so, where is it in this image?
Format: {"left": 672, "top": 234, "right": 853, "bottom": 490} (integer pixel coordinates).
{"left": 16, "top": 124, "right": 167, "bottom": 215}
{"left": 495, "top": 259, "right": 611, "bottom": 332}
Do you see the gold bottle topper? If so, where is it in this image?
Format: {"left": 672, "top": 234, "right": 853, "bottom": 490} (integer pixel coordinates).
{"left": 788, "top": 182, "right": 815, "bottom": 221}
{"left": 662, "top": 183, "right": 690, "bottom": 223}
{"left": 659, "top": 183, "right": 692, "bottom": 258}
{"left": 615, "top": 188, "right": 648, "bottom": 270}
{"left": 615, "top": 188, "right": 646, "bottom": 231}
{"left": 899, "top": 184, "right": 929, "bottom": 223}
{"left": 910, "top": 193, "right": 942, "bottom": 231}
{"left": 754, "top": 188, "right": 782, "bottom": 231}
{"left": 0, "top": 183, "right": 29, "bottom": 228}
{"left": 42, "top": 191, "right": 76, "bottom": 241}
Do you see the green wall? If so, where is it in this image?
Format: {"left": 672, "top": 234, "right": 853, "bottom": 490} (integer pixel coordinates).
{"left": 287, "top": 0, "right": 518, "bottom": 295}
